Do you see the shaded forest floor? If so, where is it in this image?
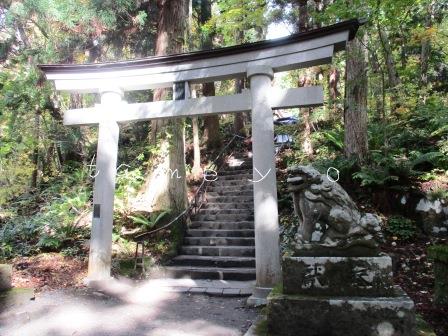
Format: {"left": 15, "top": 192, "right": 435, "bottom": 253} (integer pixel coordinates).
{"left": 382, "top": 236, "right": 448, "bottom": 336}
{"left": 11, "top": 253, "right": 87, "bottom": 292}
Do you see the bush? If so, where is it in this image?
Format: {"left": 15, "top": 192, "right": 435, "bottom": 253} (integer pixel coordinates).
{"left": 428, "top": 245, "right": 448, "bottom": 264}
{"left": 386, "top": 215, "right": 417, "bottom": 241}
{"left": 428, "top": 245, "right": 448, "bottom": 306}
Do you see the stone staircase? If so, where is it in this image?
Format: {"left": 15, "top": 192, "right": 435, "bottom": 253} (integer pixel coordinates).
{"left": 165, "top": 153, "right": 256, "bottom": 281}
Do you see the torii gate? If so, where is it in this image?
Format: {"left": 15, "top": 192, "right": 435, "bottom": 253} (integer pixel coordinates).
{"left": 39, "top": 19, "right": 361, "bottom": 302}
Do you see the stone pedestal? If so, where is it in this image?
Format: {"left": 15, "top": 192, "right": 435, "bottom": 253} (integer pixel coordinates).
{"left": 283, "top": 255, "right": 394, "bottom": 297}
{"left": 267, "top": 255, "right": 416, "bottom": 336}
{"left": 0, "top": 264, "right": 12, "bottom": 291}
{"left": 267, "top": 287, "right": 415, "bottom": 336}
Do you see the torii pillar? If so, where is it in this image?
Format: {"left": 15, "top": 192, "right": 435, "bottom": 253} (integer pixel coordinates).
{"left": 247, "top": 65, "right": 282, "bottom": 305}
{"left": 86, "top": 87, "right": 122, "bottom": 283}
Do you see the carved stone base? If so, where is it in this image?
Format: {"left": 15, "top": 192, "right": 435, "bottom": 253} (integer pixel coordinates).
{"left": 283, "top": 255, "right": 394, "bottom": 297}
{"left": 267, "top": 287, "right": 416, "bottom": 336}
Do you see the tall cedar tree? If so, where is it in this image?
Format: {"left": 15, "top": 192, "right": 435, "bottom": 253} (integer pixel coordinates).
{"left": 296, "top": 0, "right": 314, "bottom": 158}
{"left": 201, "top": 0, "right": 222, "bottom": 149}
{"left": 144, "top": 0, "right": 189, "bottom": 214}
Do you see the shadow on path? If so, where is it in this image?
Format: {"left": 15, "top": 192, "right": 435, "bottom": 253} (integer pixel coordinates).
{"left": 0, "top": 278, "right": 258, "bottom": 336}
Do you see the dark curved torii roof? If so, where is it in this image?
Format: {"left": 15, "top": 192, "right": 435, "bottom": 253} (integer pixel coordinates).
{"left": 39, "top": 19, "right": 362, "bottom": 74}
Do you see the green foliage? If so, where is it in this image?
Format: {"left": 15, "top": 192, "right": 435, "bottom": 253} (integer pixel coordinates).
{"left": 386, "top": 216, "right": 417, "bottom": 241}
{"left": 351, "top": 150, "right": 444, "bottom": 187}
{"left": 426, "top": 187, "right": 448, "bottom": 201}
{"left": 205, "top": 0, "right": 266, "bottom": 46}
{"left": 0, "top": 165, "right": 91, "bottom": 259}
{"left": 114, "top": 167, "right": 144, "bottom": 215}
{"left": 279, "top": 214, "right": 299, "bottom": 255}
{"left": 428, "top": 245, "right": 448, "bottom": 263}
{"left": 128, "top": 210, "right": 170, "bottom": 230}
{"left": 353, "top": 166, "right": 399, "bottom": 187}
{"left": 321, "top": 130, "right": 344, "bottom": 151}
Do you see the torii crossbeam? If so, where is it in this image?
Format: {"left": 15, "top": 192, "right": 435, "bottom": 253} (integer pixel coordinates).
{"left": 39, "top": 19, "right": 361, "bottom": 303}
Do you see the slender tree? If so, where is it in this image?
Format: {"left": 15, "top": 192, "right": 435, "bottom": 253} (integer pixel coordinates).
{"left": 200, "top": 0, "right": 222, "bottom": 149}
{"left": 191, "top": 87, "right": 202, "bottom": 179}
{"left": 344, "top": 34, "right": 369, "bottom": 163}
{"left": 233, "top": 30, "right": 247, "bottom": 136}
{"left": 296, "top": 0, "right": 314, "bottom": 157}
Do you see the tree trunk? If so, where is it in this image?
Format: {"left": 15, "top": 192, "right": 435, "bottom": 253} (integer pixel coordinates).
{"left": 150, "top": 0, "right": 188, "bottom": 144}
{"left": 295, "top": 0, "right": 313, "bottom": 157}
{"left": 298, "top": 0, "right": 309, "bottom": 32}
{"left": 420, "top": 2, "right": 434, "bottom": 89}
{"left": 377, "top": 26, "right": 400, "bottom": 115}
{"left": 199, "top": 0, "right": 221, "bottom": 149}
{"left": 191, "top": 88, "right": 202, "bottom": 180}
{"left": 31, "top": 107, "right": 41, "bottom": 188}
{"left": 369, "top": 48, "right": 386, "bottom": 122}
{"left": 203, "top": 83, "right": 221, "bottom": 148}
{"left": 139, "top": 0, "right": 188, "bottom": 215}
{"left": 329, "top": 67, "right": 340, "bottom": 117}
{"left": 344, "top": 36, "right": 369, "bottom": 163}
{"left": 233, "top": 77, "right": 246, "bottom": 136}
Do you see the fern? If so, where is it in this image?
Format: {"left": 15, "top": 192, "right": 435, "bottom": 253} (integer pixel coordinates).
{"left": 410, "top": 152, "right": 442, "bottom": 169}
{"left": 322, "top": 130, "right": 344, "bottom": 150}
{"left": 353, "top": 167, "right": 398, "bottom": 187}
{"left": 128, "top": 210, "right": 170, "bottom": 230}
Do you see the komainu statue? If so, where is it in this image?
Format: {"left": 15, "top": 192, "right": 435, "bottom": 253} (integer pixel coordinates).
{"left": 287, "top": 165, "right": 383, "bottom": 256}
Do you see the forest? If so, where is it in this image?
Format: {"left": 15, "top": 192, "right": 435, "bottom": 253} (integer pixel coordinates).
{"left": 0, "top": 0, "right": 447, "bottom": 335}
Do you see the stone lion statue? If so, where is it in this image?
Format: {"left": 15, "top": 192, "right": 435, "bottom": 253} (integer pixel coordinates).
{"left": 287, "top": 165, "right": 383, "bottom": 256}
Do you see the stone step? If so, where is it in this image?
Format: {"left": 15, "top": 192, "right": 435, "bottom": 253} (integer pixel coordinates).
{"left": 207, "top": 185, "right": 253, "bottom": 192}
{"left": 194, "top": 213, "right": 254, "bottom": 221}
{"left": 184, "top": 237, "right": 255, "bottom": 246}
{"left": 218, "top": 169, "right": 253, "bottom": 176}
{"left": 189, "top": 221, "right": 254, "bottom": 230}
{"left": 159, "top": 266, "right": 256, "bottom": 281}
{"left": 186, "top": 229, "right": 254, "bottom": 238}
{"left": 224, "top": 164, "right": 253, "bottom": 171}
{"left": 206, "top": 195, "right": 253, "bottom": 203}
{"left": 197, "top": 208, "right": 253, "bottom": 215}
{"left": 209, "top": 179, "right": 253, "bottom": 187}
{"left": 206, "top": 190, "right": 253, "bottom": 197}
{"left": 214, "top": 174, "right": 252, "bottom": 181}
{"left": 171, "top": 255, "right": 256, "bottom": 268}
{"left": 202, "top": 202, "right": 253, "bottom": 210}
{"left": 181, "top": 245, "right": 255, "bottom": 257}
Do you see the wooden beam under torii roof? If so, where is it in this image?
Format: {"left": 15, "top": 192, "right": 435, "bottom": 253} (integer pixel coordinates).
{"left": 38, "top": 19, "right": 363, "bottom": 305}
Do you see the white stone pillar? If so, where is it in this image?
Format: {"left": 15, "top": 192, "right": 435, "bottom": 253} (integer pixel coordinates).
{"left": 247, "top": 65, "right": 282, "bottom": 305}
{"left": 86, "top": 87, "right": 122, "bottom": 282}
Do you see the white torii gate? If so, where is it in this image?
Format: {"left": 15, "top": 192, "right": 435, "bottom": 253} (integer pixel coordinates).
{"left": 39, "top": 19, "right": 361, "bottom": 303}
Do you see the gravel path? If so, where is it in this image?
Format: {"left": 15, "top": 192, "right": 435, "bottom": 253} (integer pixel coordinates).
{"left": 0, "top": 288, "right": 259, "bottom": 336}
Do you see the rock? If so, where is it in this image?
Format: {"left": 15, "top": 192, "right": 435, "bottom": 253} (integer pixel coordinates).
{"left": 0, "top": 264, "right": 12, "bottom": 291}
{"left": 415, "top": 198, "right": 448, "bottom": 236}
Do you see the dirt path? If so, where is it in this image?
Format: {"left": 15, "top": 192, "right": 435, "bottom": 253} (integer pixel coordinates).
{"left": 0, "top": 288, "right": 258, "bottom": 336}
